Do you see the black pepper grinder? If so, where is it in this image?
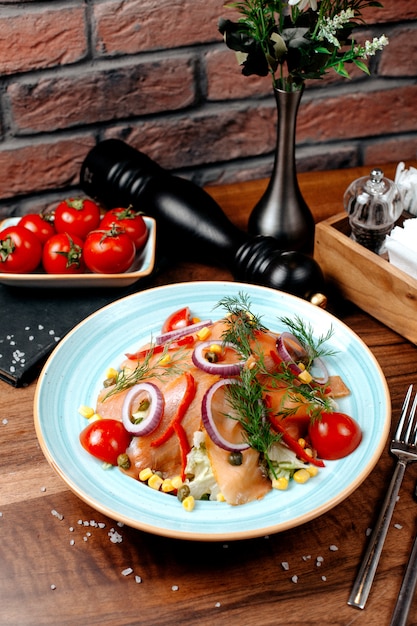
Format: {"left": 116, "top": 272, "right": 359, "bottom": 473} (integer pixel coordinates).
{"left": 80, "top": 139, "right": 326, "bottom": 304}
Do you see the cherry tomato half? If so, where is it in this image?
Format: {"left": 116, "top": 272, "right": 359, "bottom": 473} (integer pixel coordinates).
{"left": 100, "top": 207, "right": 148, "bottom": 251}
{"left": 42, "top": 233, "right": 85, "bottom": 274}
{"left": 308, "top": 411, "right": 362, "bottom": 460}
{"left": 54, "top": 198, "right": 101, "bottom": 240}
{"left": 161, "top": 307, "right": 192, "bottom": 334}
{"left": 79, "top": 419, "right": 132, "bottom": 465}
{"left": 0, "top": 225, "right": 42, "bottom": 273}
{"left": 19, "top": 213, "right": 56, "bottom": 245}
{"left": 83, "top": 227, "right": 136, "bottom": 274}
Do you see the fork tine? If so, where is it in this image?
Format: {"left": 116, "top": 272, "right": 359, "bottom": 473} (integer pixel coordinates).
{"left": 404, "top": 392, "right": 417, "bottom": 443}
{"left": 394, "top": 384, "right": 413, "bottom": 441}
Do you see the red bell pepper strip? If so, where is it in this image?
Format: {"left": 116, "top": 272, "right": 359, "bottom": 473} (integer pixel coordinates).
{"left": 173, "top": 421, "right": 191, "bottom": 480}
{"left": 268, "top": 410, "right": 325, "bottom": 468}
{"left": 150, "top": 371, "right": 196, "bottom": 448}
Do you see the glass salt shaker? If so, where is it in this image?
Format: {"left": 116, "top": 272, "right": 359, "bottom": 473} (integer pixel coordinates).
{"left": 343, "top": 168, "right": 403, "bottom": 254}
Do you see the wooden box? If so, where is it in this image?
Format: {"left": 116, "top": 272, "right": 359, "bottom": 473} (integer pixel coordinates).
{"left": 314, "top": 212, "right": 417, "bottom": 344}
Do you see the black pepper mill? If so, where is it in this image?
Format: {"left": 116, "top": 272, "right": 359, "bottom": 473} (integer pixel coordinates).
{"left": 80, "top": 139, "right": 326, "bottom": 303}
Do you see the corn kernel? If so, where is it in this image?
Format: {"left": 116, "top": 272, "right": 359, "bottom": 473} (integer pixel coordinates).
{"left": 88, "top": 413, "right": 102, "bottom": 423}
{"left": 78, "top": 405, "right": 95, "bottom": 419}
{"left": 298, "top": 362, "right": 306, "bottom": 371}
{"left": 139, "top": 467, "right": 153, "bottom": 482}
{"left": 191, "top": 317, "right": 201, "bottom": 324}
{"left": 105, "top": 367, "right": 118, "bottom": 380}
{"left": 148, "top": 473, "right": 164, "bottom": 490}
{"left": 304, "top": 447, "right": 313, "bottom": 458}
{"left": 216, "top": 493, "right": 226, "bottom": 502}
{"left": 298, "top": 438, "right": 307, "bottom": 448}
{"left": 272, "top": 476, "right": 289, "bottom": 490}
{"left": 161, "top": 479, "right": 175, "bottom": 493}
{"left": 171, "top": 475, "right": 183, "bottom": 490}
{"left": 159, "top": 354, "right": 171, "bottom": 366}
{"left": 208, "top": 343, "right": 222, "bottom": 354}
{"left": 182, "top": 495, "right": 195, "bottom": 512}
{"left": 196, "top": 326, "right": 212, "bottom": 341}
{"left": 298, "top": 369, "right": 313, "bottom": 384}
{"left": 307, "top": 464, "right": 319, "bottom": 477}
{"left": 293, "top": 468, "right": 311, "bottom": 484}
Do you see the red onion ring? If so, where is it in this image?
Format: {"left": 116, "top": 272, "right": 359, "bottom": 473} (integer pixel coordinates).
{"left": 192, "top": 340, "right": 244, "bottom": 376}
{"left": 122, "top": 382, "right": 164, "bottom": 435}
{"left": 277, "top": 332, "right": 329, "bottom": 384}
{"left": 202, "top": 378, "right": 250, "bottom": 452}
{"left": 155, "top": 319, "right": 213, "bottom": 345}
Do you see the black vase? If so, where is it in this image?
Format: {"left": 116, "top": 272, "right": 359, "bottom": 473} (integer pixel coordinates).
{"left": 248, "top": 87, "right": 315, "bottom": 254}
{"left": 80, "top": 139, "right": 325, "bottom": 302}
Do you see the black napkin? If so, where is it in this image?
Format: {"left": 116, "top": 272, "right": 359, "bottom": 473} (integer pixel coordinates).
{"left": 0, "top": 278, "right": 153, "bottom": 387}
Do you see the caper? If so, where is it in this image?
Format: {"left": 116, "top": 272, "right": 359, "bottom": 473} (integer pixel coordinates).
{"left": 117, "top": 453, "right": 131, "bottom": 470}
{"left": 177, "top": 484, "right": 191, "bottom": 502}
{"left": 228, "top": 451, "right": 243, "bottom": 466}
{"left": 103, "top": 377, "right": 116, "bottom": 388}
{"left": 205, "top": 351, "right": 218, "bottom": 363}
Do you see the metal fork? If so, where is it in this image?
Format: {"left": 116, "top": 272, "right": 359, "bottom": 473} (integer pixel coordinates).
{"left": 348, "top": 384, "right": 417, "bottom": 610}
{"left": 389, "top": 519, "right": 417, "bottom": 626}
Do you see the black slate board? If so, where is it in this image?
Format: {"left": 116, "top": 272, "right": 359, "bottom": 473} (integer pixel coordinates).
{"left": 0, "top": 278, "right": 153, "bottom": 387}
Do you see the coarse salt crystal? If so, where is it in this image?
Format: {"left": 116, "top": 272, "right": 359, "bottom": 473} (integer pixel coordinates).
{"left": 321, "top": 576, "right": 327, "bottom": 582}
{"left": 215, "top": 602, "right": 221, "bottom": 608}
{"left": 329, "top": 545, "right": 338, "bottom": 551}
{"left": 50, "top": 584, "right": 56, "bottom": 590}
{"left": 291, "top": 575, "right": 299, "bottom": 583}
{"left": 2, "top": 419, "right": 8, "bottom": 425}
{"left": 171, "top": 585, "right": 179, "bottom": 591}
{"left": 302, "top": 555, "right": 311, "bottom": 561}
{"left": 70, "top": 539, "right": 75, "bottom": 546}
{"left": 394, "top": 523, "right": 403, "bottom": 530}
{"left": 135, "top": 575, "right": 142, "bottom": 584}
{"left": 281, "top": 562, "right": 289, "bottom": 571}
{"left": 122, "top": 568, "right": 133, "bottom": 576}
{"left": 40, "top": 486, "right": 46, "bottom": 492}
{"left": 51, "top": 509, "right": 64, "bottom": 521}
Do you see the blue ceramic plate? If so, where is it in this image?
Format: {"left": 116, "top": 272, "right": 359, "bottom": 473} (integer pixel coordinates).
{"left": 34, "top": 281, "right": 390, "bottom": 541}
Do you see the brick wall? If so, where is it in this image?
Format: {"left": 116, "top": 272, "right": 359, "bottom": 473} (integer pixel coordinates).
{"left": 0, "top": 0, "right": 416, "bottom": 218}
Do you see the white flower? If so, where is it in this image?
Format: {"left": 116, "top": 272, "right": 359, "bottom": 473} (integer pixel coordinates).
{"left": 316, "top": 9, "right": 355, "bottom": 47}
{"left": 288, "top": 0, "right": 318, "bottom": 10}
{"left": 355, "top": 35, "right": 389, "bottom": 58}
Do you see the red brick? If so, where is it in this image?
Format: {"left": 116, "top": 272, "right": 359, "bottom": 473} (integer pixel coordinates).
{"left": 0, "top": 6, "right": 87, "bottom": 75}
{"left": 362, "top": 0, "right": 417, "bottom": 23}
{"left": 298, "top": 84, "right": 417, "bottom": 143}
{"left": 94, "top": 0, "right": 228, "bottom": 55}
{"left": 7, "top": 59, "right": 196, "bottom": 133}
{"left": 379, "top": 25, "right": 417, "bottom": 76}
{"left": 364, "top": 136, "right": 417, "bottom": 166}
{"left": 104, "top": 105, "right": 277, "bottom": 170}
{"left": 205, "top": 49, "right": 272, "bottom": 101}
{"left": 0, "top": 136, "right": 96, "bottom": 200}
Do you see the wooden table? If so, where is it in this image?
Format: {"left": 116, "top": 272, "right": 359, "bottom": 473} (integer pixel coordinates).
{"left": 2, "top": 164, "right": 417, "bottom": 626}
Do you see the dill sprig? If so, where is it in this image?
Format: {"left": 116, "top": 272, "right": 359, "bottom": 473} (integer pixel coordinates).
{"left": 215, "top": 292, "right": 267, "bottom": 358}
{"left": 280, "top": 315, "right": 337, "bottom": 366}
{"left": 104, "top": 344, "right": 188, "bottom": 399}
{"left": 225, "top": 366, "right": 282, "bottom": 478}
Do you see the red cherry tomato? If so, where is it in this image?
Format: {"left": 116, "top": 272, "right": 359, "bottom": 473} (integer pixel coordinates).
{"left": 42, "top": 233, "right": 85, "bottom": 274}
{"left": 0, "top": 225, "right": 42, "bottom": 273}
{"left": 79, "top": 419, "right": 132, "bottom": 466}
{"left": 83, "top": 227, "right": 136, "bottom": 274}
{"left": 308, "top": 411, "right": 362, "bottom": 460}
{"left": 54, "top": 198, "right": 101, "bottom": 240}
{"left": 161, "top": 307, "right": 192, "bottom": 334}
{"left": 100, "top": 207, "right": 148, "bottom": 251}
{"left": 19, "top": 213, "right": 56, "bottom": 245}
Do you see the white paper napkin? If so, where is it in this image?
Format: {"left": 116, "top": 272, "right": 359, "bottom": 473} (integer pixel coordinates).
{"left": 386, "top": 218, "right": 417, "bottom": 280}
{"left": 395, "top": 162, "right": 417, "bottom": 216}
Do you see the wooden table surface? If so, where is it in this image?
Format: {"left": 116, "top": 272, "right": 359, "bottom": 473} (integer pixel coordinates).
{"left": 2, "top": 163, "right": 417, "bottom": 626}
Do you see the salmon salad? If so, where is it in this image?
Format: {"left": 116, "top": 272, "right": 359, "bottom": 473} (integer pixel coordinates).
{"left": 79, "top": 294, "right": 361, "bottom": 511}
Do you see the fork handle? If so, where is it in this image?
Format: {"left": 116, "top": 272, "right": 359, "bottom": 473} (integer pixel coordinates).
{"left": 348, "top": 459, "right": 407, "bottom": 609}
{"left": 389, "top": 526, "right": 417, "bottom": 626}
